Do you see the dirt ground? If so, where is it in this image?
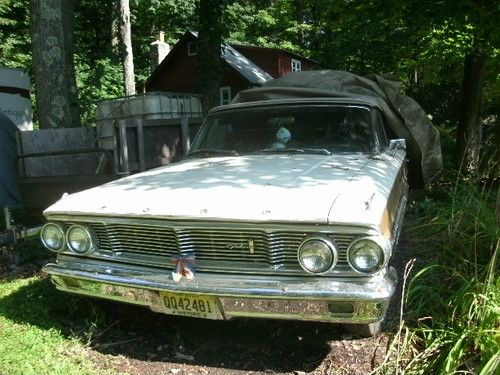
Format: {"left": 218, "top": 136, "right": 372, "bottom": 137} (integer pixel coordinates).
{"left": 83, "top": 307, "right": 394, "bottom": 375}
{"left": 1, "top": 231, "right": 414, "bottom": 375}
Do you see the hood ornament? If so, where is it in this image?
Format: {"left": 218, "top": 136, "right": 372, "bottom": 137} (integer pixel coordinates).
{"left": 171, "top": 253, "right": 196, "bottom": 282}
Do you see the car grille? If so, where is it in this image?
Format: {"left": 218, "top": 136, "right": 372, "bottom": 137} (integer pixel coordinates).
{"left": 89, "top": 222, "right": 357, "bottom": 275}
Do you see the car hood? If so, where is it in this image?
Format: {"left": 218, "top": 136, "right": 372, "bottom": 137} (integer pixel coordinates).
{"left": 45, "top": 154, "right": 384, "bottom": 224}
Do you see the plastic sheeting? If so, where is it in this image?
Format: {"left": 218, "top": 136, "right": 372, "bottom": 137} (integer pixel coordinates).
{"left": 233, "top": 70, "right": 442, "bottom": 187}
{"left": 0, "top": 112, "right": 20, "bottom": 207}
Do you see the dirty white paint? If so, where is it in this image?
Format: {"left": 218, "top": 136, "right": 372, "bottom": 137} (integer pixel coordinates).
{"left": 45, "top": 153, "right": 403, "bottom": 229}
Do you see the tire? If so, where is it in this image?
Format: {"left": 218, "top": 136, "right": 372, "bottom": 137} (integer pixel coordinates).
{"left": 342, "top": 320, "right": 383, "bottom": 337}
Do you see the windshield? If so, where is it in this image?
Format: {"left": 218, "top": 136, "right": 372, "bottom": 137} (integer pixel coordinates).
{"left": 189, "top": 105, "right": 376, "bottom": 156}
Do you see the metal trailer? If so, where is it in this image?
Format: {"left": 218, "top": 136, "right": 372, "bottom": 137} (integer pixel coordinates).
{"left": 1, "top": 115, "right": 202, "bottom": 261}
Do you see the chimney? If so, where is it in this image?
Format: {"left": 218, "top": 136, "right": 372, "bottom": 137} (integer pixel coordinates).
{"left": 150, "top": 31, "right": 170, "bottom": 72}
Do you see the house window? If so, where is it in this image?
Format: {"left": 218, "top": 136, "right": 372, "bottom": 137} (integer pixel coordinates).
{"left": 291, "top": 59, "right": 302, "bottom": 72}
{"left": 220, "top": 86, "right": 231, "bottom": 105}
{"left": 188, "top": 41, "right": 197, "bottom": 56}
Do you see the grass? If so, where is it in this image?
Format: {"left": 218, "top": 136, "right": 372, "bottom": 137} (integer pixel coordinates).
{"left": 376, "top": 176, "right": 499, "bottom": 374}
{"left": 0, "top": 276, "right": 118, "bottom": 375}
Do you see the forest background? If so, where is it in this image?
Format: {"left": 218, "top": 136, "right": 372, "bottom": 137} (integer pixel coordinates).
{"left": 1, "top": 0, "right": 498, "bottom": 172}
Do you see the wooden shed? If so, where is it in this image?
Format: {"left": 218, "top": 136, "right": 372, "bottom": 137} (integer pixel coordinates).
{"left": 144, "top": 31, "right": 316, "bottom": 106}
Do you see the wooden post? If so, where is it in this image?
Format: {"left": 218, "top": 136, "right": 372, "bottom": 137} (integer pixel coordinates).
{"left": 137, "top": 120, "right": 145, "bottom": 172}
{"left": 15, "top": 131, "right": 26, "bottom": 177}
{"left": 3, "top": 208, "right": 11, "bottom": 231}
{"left": 117, "top": 120, "right": 130, "bottom": 176}
{"left": 181, "top": 117, "right": 190, "bottom": 155}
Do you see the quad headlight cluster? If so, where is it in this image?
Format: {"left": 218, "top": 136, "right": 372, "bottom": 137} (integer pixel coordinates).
{"left": 347, "top": 237, "right": 388, "bottom": 274}
{"left": 297, "top": 234, "right": 388, "bottom": 275}
{"left": 40, "top": 222, "right": 96, "bottom": 255}
{"left": 297, "top": 236, "right": 338, "bottom": 274}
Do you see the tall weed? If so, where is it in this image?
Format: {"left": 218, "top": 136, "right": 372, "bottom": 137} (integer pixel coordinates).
{"left": 390, "top": 178, "right": 499, "bottom": 374}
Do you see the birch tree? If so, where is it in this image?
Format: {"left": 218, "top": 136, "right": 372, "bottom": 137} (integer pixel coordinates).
{"left": 118, "top": 0, "right": 135, "bottom": 95}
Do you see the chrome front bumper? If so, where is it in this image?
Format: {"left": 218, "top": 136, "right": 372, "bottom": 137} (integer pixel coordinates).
{"left": 43, "top": 257, "right": 397, "bottom": 324}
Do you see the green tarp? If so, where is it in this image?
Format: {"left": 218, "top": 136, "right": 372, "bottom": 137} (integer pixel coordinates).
{"left": 233, "top": 70, "right": 442, "bottom": 187}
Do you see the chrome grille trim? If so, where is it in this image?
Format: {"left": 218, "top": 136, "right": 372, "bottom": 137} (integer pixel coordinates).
{"left": 85, "top": 221, "right": 361, "bottom": 276}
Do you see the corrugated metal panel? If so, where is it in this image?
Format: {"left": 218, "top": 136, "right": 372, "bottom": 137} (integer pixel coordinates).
{"left": 221, "top": 44, "right": 272, "bottom": 85}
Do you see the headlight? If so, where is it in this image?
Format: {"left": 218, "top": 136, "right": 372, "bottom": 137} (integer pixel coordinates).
{"left": 40, "top": 223, "right": 65, "bottom": 252}
{"left": 347, "top": 237, "right": 386, "bottom": 274}
{"left": 298, "top": 236, "right": 337, "bottom": 274}
{"left": 66, "top": 225, "right": 95, "bottom": 254}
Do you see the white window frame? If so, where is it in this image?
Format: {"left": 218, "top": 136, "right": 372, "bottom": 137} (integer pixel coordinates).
{"left": 291, "top": 58, "right": 302, "bottom": 72}
{"left": 188, "top": 41, "right": 197, "bottom": 56}
{"left": 219, "top": 86, "right": 231, "bottom": 106}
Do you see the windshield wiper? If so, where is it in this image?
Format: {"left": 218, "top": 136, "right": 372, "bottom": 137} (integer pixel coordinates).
{"left": 187, "top": 149, "right": 239, "bottom": 158}
{"left": 257, "top": 147, "right": 331, "bottom": 155}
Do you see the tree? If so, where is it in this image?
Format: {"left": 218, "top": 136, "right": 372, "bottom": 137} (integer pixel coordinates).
{"left": 197, "top": 0, "right": 223, "bottom": 115}
{"left": 403, "top": 0, "right": 499, "bottom": 173}
{"left": 452, "top": 1, "right": 498, "bottom": 173}
{"left": 456, "top": 49, "right": 486, "bottom": 172}
{"left": 0, "top": 0, "right": 31, "bottom": 69}
{"left": 130, "top": 0, "right": 197, "bottom": 78}
{"left": 224, "top": 0, "right": 310, "bottom": 54}
{"left": 30, "top": 0, "right": 81, "bottom": 128}
{"left": 117, "top": 0, "right": 135, "bottom": 95}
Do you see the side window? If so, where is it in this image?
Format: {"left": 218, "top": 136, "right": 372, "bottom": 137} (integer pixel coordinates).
{"left": 332, "top": 108, "right": 375, "bottom": 152}
{"left": 291, "top": 59, "right": 302, "bottom": 72}
{"left": 373, "top": 110, "right": 389, "bottom": 151}
{"left": 219, "top": 86, "right": 231, "bottom": 106}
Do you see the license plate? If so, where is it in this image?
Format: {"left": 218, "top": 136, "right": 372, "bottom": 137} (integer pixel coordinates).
{"left": 159, "top": 292, "right": 223, "bottom": 320}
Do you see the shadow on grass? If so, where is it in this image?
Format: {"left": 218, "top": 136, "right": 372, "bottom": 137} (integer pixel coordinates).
{"left": 0, "top": 276, "right": 335, "bottom": 373}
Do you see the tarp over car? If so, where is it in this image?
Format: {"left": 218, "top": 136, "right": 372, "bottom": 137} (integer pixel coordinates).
{"left": 232, "top": 70, "right": 442, "bottom": 187}
{"left": 0, "top": 112, "right": 20, "bottom": 207}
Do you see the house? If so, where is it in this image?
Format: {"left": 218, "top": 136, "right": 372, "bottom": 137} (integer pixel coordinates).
{"left": 230, "top": 44, "right": 316, "bottom": 78}
{"left": 144, "top": 31, "right": 315, "bottom": 106}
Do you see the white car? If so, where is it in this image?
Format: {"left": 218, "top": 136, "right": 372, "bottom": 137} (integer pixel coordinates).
{"left": 41, "top": 97, "right": 408, "bottom": 336}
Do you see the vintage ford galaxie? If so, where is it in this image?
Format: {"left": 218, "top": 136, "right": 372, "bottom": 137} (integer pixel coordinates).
{"left": 41, "top": 94, "right": 410, "bottom": 336}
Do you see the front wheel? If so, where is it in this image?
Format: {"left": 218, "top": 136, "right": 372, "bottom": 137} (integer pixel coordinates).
{"left": 342, "top": 320, "right": 383, "bottom": 337}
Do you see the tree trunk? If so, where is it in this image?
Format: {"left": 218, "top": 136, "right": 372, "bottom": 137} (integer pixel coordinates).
{"left": 295, "top": 0, "right": 306, "bottom": 46}
{"left": 197, "top": 0, "right": 223, "bottom": 116}
{"left": 31, "top": 0, "right": 81, "bottom": 128}
{"left": 110, "top": 0, "right": 120, "bottom": 55}
{"left": 456, "top": 49, "right": 486, "bottom": 174}
{"left": 118, "top": 0, "right": 135, "bottom": 95}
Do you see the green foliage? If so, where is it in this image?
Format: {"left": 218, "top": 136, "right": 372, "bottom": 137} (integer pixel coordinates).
{"left": 75, "top": 56, "right": 124, "bottom": 125}
{"left": 72, "top": 0, "right": 199, "bottom": 121}
{"left": 130, "top": 0, "right": 198, "bottom": 77}
{"left": 221, "top": 0, "right": 497, "bottom": 159}
{"left": 0, "top": 0, "right": 31, "bottom": 69}
{"left": 307, "top": 1, "right": 411, "bottom": 75}
{"left": 393, "top": 177, "right": 499, "bottom": 374}
{"left": 224, "top": 0, "right": 310, "bottom": 54}
{"left": 1, "top": 0, "right": 498, "bottom": 143}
